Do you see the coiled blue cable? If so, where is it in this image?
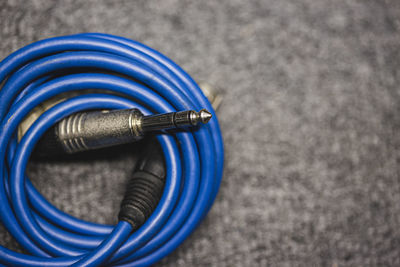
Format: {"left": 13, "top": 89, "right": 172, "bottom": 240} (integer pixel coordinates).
{"left": 0, "top": 33, "right": 224, "bottom": 266}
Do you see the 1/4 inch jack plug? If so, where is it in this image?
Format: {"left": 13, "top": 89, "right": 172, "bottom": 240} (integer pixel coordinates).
{"left": 34, "top": 108, "right": 212, "bottom": 156}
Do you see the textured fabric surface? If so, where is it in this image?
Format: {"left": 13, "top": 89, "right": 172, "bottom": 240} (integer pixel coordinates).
{"left": 1, "top": 0, "right": 400, "bottom": 266}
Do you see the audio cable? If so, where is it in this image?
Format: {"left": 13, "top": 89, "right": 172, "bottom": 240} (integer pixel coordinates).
{"left": 0, "top": 33, "right": 224, "bottom": 266}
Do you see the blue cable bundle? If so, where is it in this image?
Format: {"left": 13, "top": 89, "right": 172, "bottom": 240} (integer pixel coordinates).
{"left": 0, "top": 33, "right": 224, "bottom": 266}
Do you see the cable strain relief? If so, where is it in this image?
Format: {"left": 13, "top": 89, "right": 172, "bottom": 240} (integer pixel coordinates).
{"left": 118, "top": 171, "right": 165, "bottom": 230}
{"left": 33, "top": 125, "right": 66, "bottom": 158}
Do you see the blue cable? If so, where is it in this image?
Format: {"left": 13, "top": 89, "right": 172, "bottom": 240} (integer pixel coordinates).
{"left": 0, "top": 34, "right": 224, "bottom": 266}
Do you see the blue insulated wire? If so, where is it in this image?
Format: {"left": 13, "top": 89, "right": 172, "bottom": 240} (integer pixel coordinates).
{"left": 0, "top": 34, "right": 224, "bottom": 266}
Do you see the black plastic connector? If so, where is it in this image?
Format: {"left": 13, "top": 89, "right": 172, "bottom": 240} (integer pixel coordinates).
{"left": 118, "top": 139, "right": 166, "bottom": 230}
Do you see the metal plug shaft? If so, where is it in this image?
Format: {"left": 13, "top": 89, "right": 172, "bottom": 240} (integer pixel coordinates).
{"left": 140, "top": 109, "right": 212, "bottom": 132}
{"left": 52, "top": 108, "right": 212, "bottom": 154}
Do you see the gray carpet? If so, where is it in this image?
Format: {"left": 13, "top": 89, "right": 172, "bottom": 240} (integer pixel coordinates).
{"left": 1, "top": 0, "right": 400, "bottom": 266}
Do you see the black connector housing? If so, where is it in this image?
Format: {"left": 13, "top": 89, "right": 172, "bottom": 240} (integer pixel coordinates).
{"left": 118, "top": 139, "right": 166, "bottom": 230}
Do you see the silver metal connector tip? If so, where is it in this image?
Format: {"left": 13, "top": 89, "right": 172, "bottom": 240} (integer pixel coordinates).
{"left": 189, "top": 109, "right": 212, "bottom": 125}
{"left": 199, "top": 109, "right": 212, "bottom": 123}
{"left": 141, "top": 109, "right": 212, "bottom": 132}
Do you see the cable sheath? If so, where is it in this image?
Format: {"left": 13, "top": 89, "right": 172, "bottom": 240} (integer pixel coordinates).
{"left": 0, "top": 33, "right": 224, "bottom": 266}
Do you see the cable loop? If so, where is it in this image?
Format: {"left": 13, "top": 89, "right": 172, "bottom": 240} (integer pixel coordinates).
{"left": 0, "top": 33, "right": 224, "bottom": 267}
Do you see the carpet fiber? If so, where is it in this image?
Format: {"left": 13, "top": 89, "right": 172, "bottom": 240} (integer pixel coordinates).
{"left": 1, "top": 0, "right": 400, "bottom": 266}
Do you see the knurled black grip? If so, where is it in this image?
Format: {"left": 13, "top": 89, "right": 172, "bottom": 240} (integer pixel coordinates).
{"left": 118, "top": 140, "right": 166, "bottom": 230}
